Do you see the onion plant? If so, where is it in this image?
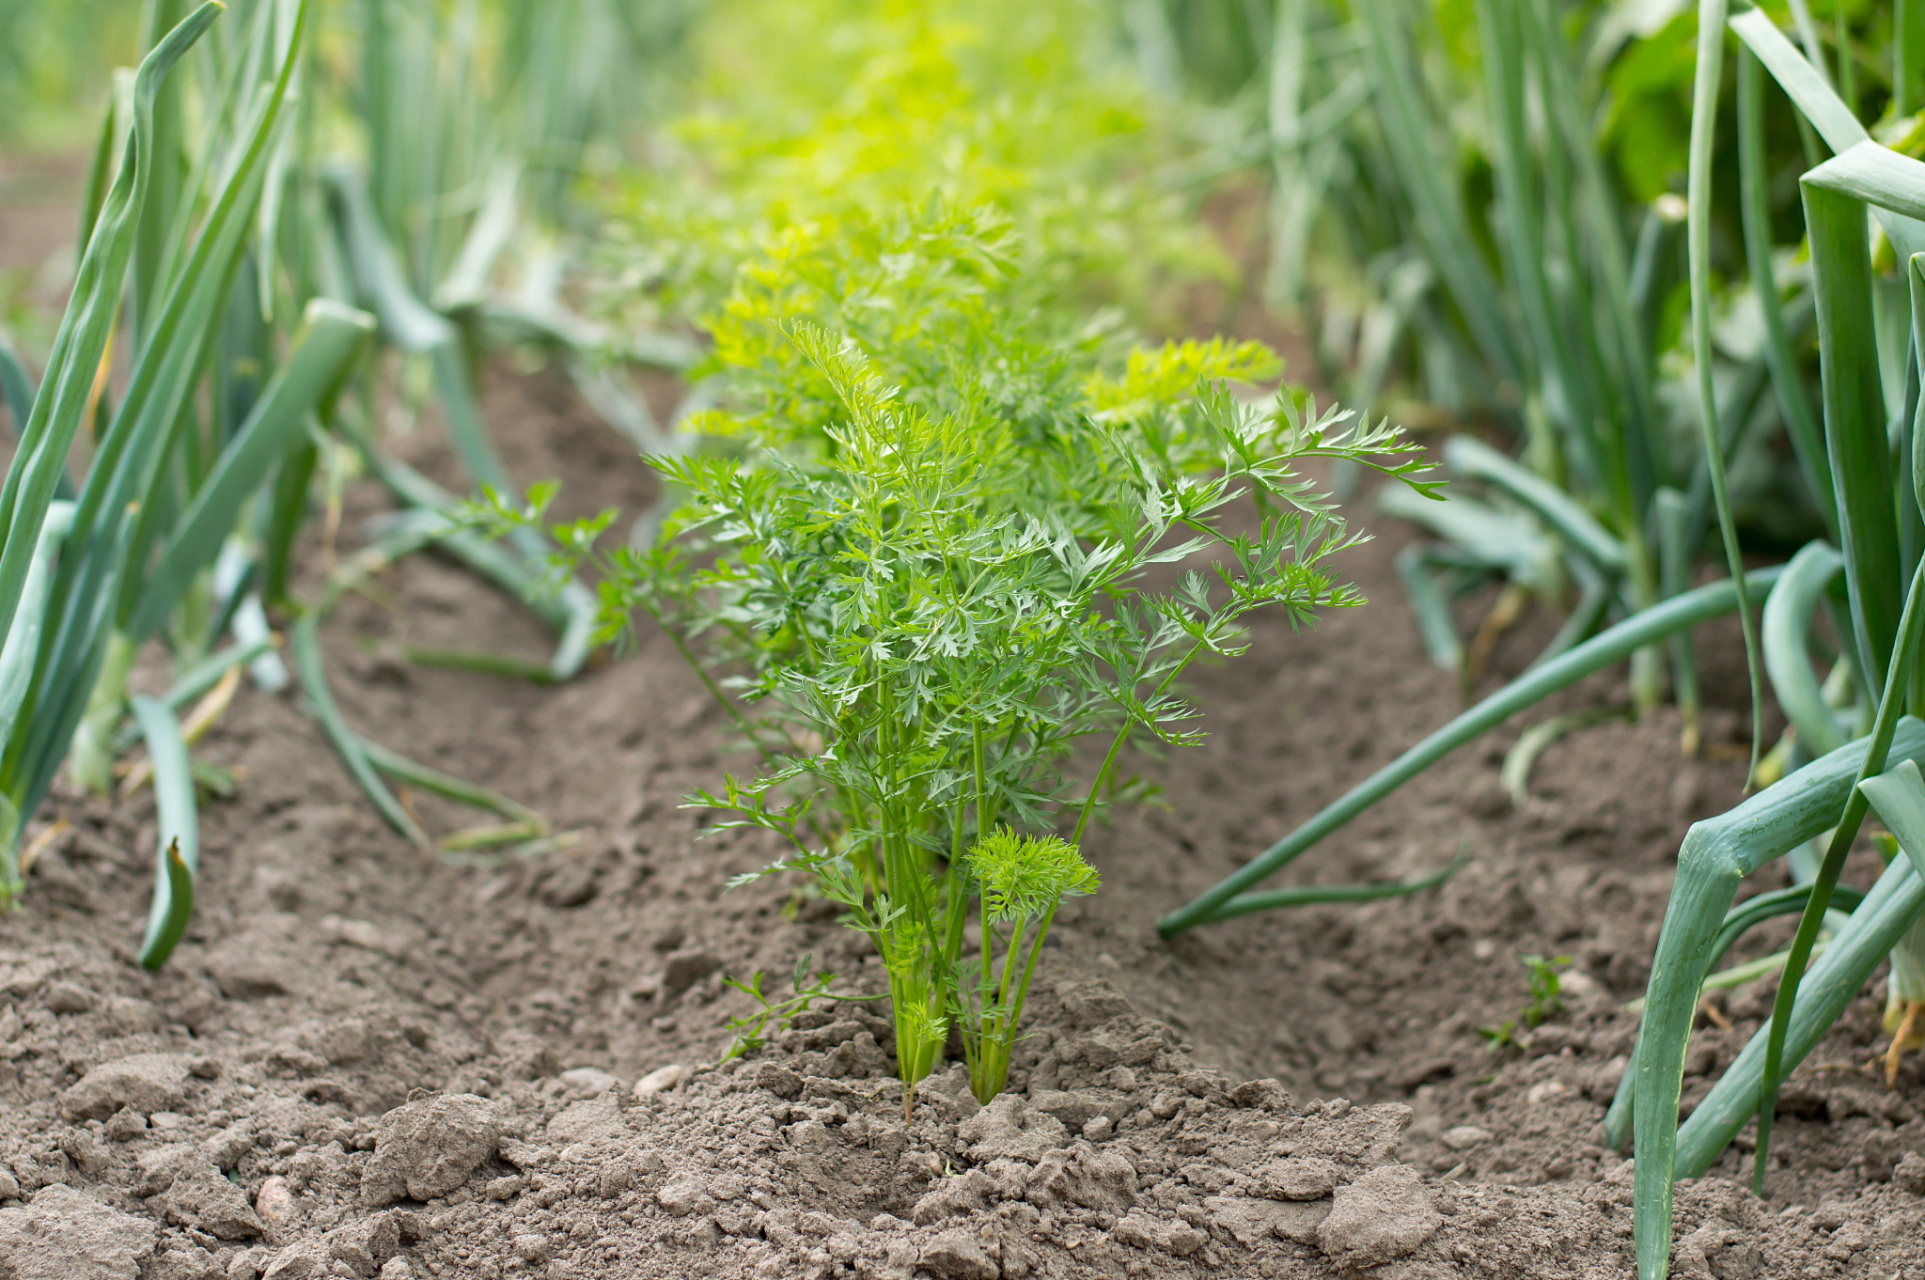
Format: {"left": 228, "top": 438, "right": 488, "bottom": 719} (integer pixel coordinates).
{"left": 1621, "top": 9, "right": 1925, "bottom": 1277}
{"left": 0, "top": 0, "right": 609, "bottom": 957}
{"left": 1158, "top": 0, "right": 1847, "bottom": 933}
{"left": 0, "top": 1, "right": 405, "bottom": 963}
{"left": 1134, "top": 0, "right": 1848, "bottom": 767}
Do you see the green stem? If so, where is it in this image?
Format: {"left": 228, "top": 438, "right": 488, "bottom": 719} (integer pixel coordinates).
{"left": 1161, "top": 566, "right": 1784, "bottom": 938}
{"left": 974, "top": 722, "right": 991, "bottom": 836}
{"left": 1073, "top": 640, "right": 1205, "bottom": 846}
{"left": 1686, "top": 0, "right": 1765, "bottom": 794}
{"left": 72, "top": 630, "right": 138, "bottom": 795}
{"left": 1756, "top": 556, "right": 1925, "bottom": 1191}
{"left": 1007, "top": 899, "right": 1060, "bottom": 1048}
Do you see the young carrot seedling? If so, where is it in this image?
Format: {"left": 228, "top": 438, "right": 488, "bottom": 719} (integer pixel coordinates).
{"left": 957, "top": 828, "right": 1100, "bottom": 1102}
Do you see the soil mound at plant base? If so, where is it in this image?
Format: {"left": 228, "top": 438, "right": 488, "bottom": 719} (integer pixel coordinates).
{"left": 4, "top": 992, "right": 1924, "bottom": 1279}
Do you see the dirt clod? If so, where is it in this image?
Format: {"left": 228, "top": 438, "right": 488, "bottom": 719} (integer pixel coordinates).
{"left": 361, "top": 1093, "right": 501, "bottom": 1204}
{"left": 1896, "top": 1152, "right": 1925, "bottom": 1196}
{"left": 59, "top": 1052, "right": 190, "bottom": 1120}
{"left": 163, "top": 1162, "right": 266, "bottom": 1239}
{"left": 755, "top": 1063, "right": 803, "bottom": 1099}
{"left": 959, "top": 1095, "right": 1070, "bottom": 1162}
{"left": 919, "top": 1228, "right": 1000, "bottom": 1280}
{"left": 1253, "top": 1155, "right": 1340, "bottom": 1200}
{"left": 0, "top": 1183, "right": 159, "bottom": 1279}
{"left": 1317, "top": 1164, "right": 1440, "bottom": 1266}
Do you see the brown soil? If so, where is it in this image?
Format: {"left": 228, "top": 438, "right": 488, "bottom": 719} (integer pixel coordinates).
{"left": 4, "top": 242, "right": 1925, "bottom": 1280}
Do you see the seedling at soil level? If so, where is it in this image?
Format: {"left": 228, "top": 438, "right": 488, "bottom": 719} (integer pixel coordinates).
{"left": 479, "top": 206, "right": 1437, "bottom": 1115}
{"left": 718, "top": 952, "right": 881, "bottom": 1064}
{"left": 957, "top": 829, "right": 1099, "bottom": 1102}
{"left": 1477, "top": 953, "right": 1570, "bottom": 1049}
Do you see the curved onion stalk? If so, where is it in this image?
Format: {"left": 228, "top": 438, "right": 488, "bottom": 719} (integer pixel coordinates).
{"left": 1631, "top": 710, "right": 1925, "bottom": 1278}
{"left": 1647, "top": 760, "right": 1925, "bottom": 1176}
{"left": 1501, "top": 708, "right": 1629, "bottom": 809}
{"left": 113, "top": 639, "right": 272, "bottom": 753}
{"left": 1602, "top": 880, "right": 1867, "bottom": 1146}
{"left": 353, "top": 459, "right": 594, "bottom": 680}
{"left": 1375, "top": 483, "right": 1558, "bottom": 588}
{"left": 211, "top": 539, "right": 289, "bottom": 693}
{"left": 357, "top": 738, "right": 547, "bottom": 851}
{"left": 129, "top": 696, "right": 198, "bottom": 970}
{"left": 1763, "top": 542, "right": 1851, "bottom": 756}
{"left": 290, "top": 614, "right": 429, "bottom": 850}
{"left": 1192, "top": 845, "right": 1469, "bottom": 923}
{"left": 291, "top": 615, "right": 544, "bottom": 853}
{"left": 1158, "top": 567, "right": 1784, "bottom": 936}
{"left": 325, "top": 166, "right": 595, "bottom": 681}
{"left": 1729, "top": 10, "right": 1925, "bottom": 260}
{"left": 1443, "top": 437, "right": 1626, "bottom": 579}
{"left": 1663, "top": 819, "right": 1925, "bottom": 1172}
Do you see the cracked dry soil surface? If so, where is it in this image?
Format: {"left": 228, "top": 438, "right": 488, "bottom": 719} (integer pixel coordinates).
{"left": 0, "top": 360, "right": 1924, "bottom": 1280}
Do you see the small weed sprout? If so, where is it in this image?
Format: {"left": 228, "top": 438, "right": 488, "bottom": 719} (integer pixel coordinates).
{"left": 1479, "top": 953, "right": 1572, "bottom": 1049}
{"left": 717, "top": 952, "right": 880, "bottom": 1065}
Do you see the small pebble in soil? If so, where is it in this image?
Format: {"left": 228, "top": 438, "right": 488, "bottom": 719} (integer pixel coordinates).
{"left": 1441, "top": 1125, "right": 1493, "bottom": 1150}
{"left": 256, "top": 1176, "right": 298, "bottom": 1236}
{"left": 633, "top": 1063, "right": 686, "bottom": 1096}
{"left": 557, "top": 1067, "right": 618, "bottom": 1098}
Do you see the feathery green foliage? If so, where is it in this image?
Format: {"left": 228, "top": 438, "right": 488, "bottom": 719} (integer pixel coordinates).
{"left": 481, "top": 197, "right": 1435, "bottom": 1105}
{"left": 960, "top": 828, "right": 1100, "bottom": 1101}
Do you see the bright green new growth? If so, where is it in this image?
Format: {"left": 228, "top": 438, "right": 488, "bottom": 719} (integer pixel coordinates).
{"left": 602, "top": 0, "right": 1218, "bottom": 336}
{"left": 657, "top": 303, "right": 1426, "bottom": 1111}
{"left": 484, "top": 197, "right": 1434, "bottom": 1111}
{"left": 1477, "top": 953, "right": 1569, "bottom": 1050}
{"left": 958, "top": 828, "right": 1099, "bottom": 1103}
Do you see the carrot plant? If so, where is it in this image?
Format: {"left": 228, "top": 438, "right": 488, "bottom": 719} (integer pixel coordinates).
{"left": 482, "top": 200, "right": 1435, "bottom": 1109}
